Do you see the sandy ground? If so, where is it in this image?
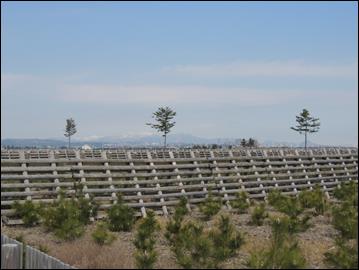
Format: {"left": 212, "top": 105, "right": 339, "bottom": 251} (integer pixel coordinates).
{"left": 1, "top": 206, "right": 340, "bottom": 269}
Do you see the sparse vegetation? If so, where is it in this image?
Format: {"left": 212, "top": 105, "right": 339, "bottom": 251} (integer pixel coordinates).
{"left": 208, "top": 215, "right": 244, "bottom": 264}
{"left": 4, "top": 172, "right": 358, "bottom": 269}
{"left": 247, "top": 217, "right": 306, "bottom": 269}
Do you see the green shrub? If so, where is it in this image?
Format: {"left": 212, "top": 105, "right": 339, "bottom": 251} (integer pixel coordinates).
{"left": 170, "top": 215, "right": 244, "bottom": 269}
{"left": 268, "top": 190, "right": 303, "bottom": 217}
{"left": 289, "top": 215, "right": 311, "bottom": 233}
{"left": 267, "top": 189, "right": 311, "bottom": 233}
{"left": 92, "top": 222, "right": 116, "bottom": 245}
{"left": 298, "top": 185, "right": 327, "bottom": 215}
{"left": 13, "top": 200, "right": 41, "bottom": 227}
{"left": 209, "top": 215, "right": 244, "bottom": 263}
{"left": 330, "top": 180, "right": 358, "bottom": 240}
{"left": 107, "top": 194, "right": 135, "bottom": 232}
{"left": 173, "top": 221, "right": 216, "bottom": 269}
{"left": 174, "top": 196, "right": 189, "bottom": 219}
{"left": 331, "top": 200, "right": 358, "bottom": 239}
{"left": 40, "top": 188, "right": 98, "bottom": 240}
{"left": 333, "top": 181, "right": 358, "bottom": 205}
{"left": 269, "top": 215, "right": 310, "bottom": 235}
{"left": 77, "top": 195, "right": 98, "bottom": 225}
{"left": 280, "top": 196, "right": 303, "bottom": 217}
{"left": 199, "top": 192, "right": 222, "bottom": 220}
{"left": 324, "top": 237, "right": 358, "bottom": 269}
{"left": 247, "top": 217, "right": 306, "bottom": 269}
{"left": 250, "top": 203, "right": 268, "bottom": 226}
{"left": 165, "top": 197, "right": 189, "bottom": 242}
{"left": 41, "top": 198, "right": 85, "bottom": 240}
{"left": 134, "top": 211, "right": 160, "bottom": 269}
{"left": 267, "top": 189, "right": 287, "bottom": 208}
{"left": 230, "top": 191, "right": 250, "bottom": 213}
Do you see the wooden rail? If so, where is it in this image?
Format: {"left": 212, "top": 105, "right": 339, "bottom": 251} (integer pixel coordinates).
{"left": 1, "top": 148, "right": 358, "bottom": 224}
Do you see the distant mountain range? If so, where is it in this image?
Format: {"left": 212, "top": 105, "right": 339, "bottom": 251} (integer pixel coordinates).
{"left": 1, "top": 134, "right": 341, "bottom": 148}
{"left": 1, "top": 134, "right": 235, "bottom": 148}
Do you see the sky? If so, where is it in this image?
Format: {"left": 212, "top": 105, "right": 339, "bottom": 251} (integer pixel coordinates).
{"left": 1, "top": 1, "right": 358, "bottom": 145}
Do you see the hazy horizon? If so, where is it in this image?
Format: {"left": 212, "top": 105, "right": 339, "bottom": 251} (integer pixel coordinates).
{"left": 1, "top": 2, "right": 358, "bottom": 146}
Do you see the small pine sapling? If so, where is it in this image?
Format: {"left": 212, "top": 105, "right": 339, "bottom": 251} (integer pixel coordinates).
{"left": 247, "top": 217, "right": 306, "bottom": 269}
{"left": 230, "top": 191, "right": 250, "bottom": 213}
{"left": 324, "top": 237, "right": 358, "bottom": 269}
{"left": 107, "top": 193, "right": 135, "bottom": 232}
{"left": 199, "top": 191, "right": 222, "bottom": 220}
{"left": 165, "top": 196, "right": 189, "bottom": 243}
{"left": 134, "top": 211, "right": 160, "bottom": 269}
{"left": 209, "top": 215, "right": 244, "bottom": 264}
{"left": 13, "top": 200, "right": 41, "bottom": 227}
{"left": 250, "top": 203, "right": 268, "bottom": 226}
{"left": 92, "top": 222, "right": 116, "bottom": 245}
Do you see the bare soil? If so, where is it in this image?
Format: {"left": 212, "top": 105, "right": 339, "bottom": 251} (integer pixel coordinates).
{"left": 1, "top": 206, "right": 340, "bottom": 269}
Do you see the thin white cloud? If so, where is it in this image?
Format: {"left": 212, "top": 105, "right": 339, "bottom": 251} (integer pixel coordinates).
{"left": 163, "top": 60, "right": 358, "bottom": 78}
{"left": 1, "top": 73, "right": 40, "bottom": 88}
{"left": 59, "top": 84, "right": 303, "bottom": 106}
{"left": 2, "top": 69, "right": 357, "bottom": 108}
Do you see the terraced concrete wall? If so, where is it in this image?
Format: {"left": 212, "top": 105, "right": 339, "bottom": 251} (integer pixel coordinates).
{"left": 1, "top": 148, "right": 358, "bottom": 224}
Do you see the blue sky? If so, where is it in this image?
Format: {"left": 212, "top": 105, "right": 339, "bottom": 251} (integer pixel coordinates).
{"left": 1, "top": 1, "right": 358, "bottom": 145}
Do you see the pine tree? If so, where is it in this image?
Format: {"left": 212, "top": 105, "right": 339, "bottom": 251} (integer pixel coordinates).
{"left": 147, "top": 106, "right": 176, "bottom": 148}
{"left": 240, "top": 139, "right": 247, "bottom": 147}
{"left": 64, "top": 118, "right": 77, "bottom": 149}
{"left": 134, "top": 211, "right": 160, "bottom": 269}
{"left": 290, "top": 109, "right": 320, "bottom": 151}
{"left": 248, "top": 138, "right": 259, "bottom": 147}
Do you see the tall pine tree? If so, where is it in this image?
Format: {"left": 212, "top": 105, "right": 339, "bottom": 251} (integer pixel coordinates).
{"left": 147, "top": 107, "right": 176, "bottom": 148}
{"left": 291, "top": 109, "right": 320, "bottom": 151}
{"left": 64, "top": 118, "right": 77, "bottom": 149}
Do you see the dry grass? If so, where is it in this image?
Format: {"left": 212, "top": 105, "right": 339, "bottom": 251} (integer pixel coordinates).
{"left": 1, "top": 206, "right": 340, "bottom": 269}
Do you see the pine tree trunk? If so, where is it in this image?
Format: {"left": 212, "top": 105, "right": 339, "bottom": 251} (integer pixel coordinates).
{"left": 304, "top": 132, "right": 307, "bottom": 151}
{"left": 68, "top": 136, "right": 71, "bottom": 149}
{"left": 164, "top": 134, "right": 167, "bottom": 148}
